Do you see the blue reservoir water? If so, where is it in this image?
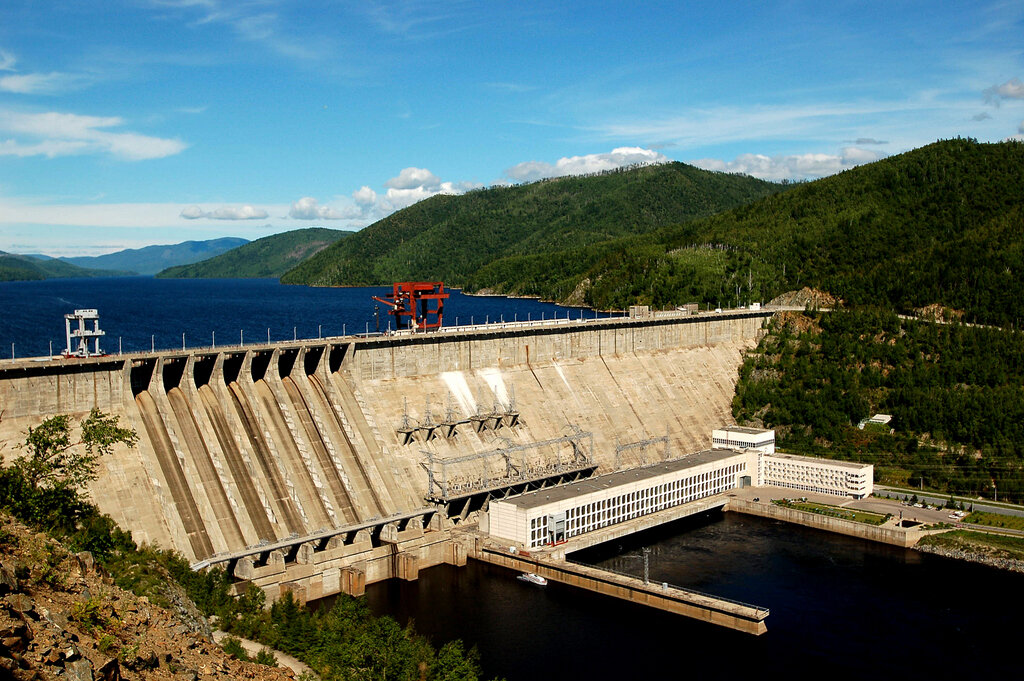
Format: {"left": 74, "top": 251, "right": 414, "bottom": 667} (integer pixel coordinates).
{"left": 0, "top": 277, "right": 609, "bottom": 358}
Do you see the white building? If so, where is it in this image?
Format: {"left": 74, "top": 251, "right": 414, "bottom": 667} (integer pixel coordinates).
{"left": 760, "top": 452, "right": 872, "bottom": 498}
{"left": 485, "top": 427, "right": 873, "bottom": 547}
{"left": 712, "top": 426, "right": 775, "bottom": 454}
{"left": 487, "top": 449, "right": 755, "bottom": 549}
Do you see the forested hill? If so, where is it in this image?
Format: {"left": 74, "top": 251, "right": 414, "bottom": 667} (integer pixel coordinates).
{"left": 157, "top": 228, "right": 351, "bottom": 279}
{"left": 280, "top": 163, "right": 786, "bottom": 287}
{"left": 0, "top": 252, "right": 130, "bottom": 281}
{"left": 498, "top": 139, "right": 1024, "bottom": 326}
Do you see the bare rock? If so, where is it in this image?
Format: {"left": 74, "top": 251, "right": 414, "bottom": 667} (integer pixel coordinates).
{"left": 2, "top": 634, "right": 28, "bottom": 654}
{"left": 0, "top": 562, "right": 18, "bottom": 595}
{"left": 5, "top": 593, "right": 34, "bottom": 617}
{"left": 65, "top": 657, "right": 94, "bottom": 681}
{"left": 75, "top": 552, "right": 97, "bottom": 576}
{"left": 96, "top": 657, "right": 121, "bottom": 681}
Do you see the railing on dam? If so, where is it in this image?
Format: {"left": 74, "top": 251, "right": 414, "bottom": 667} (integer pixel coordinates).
{"left": 191, "top": 505, "right": 439, "bottom": 571}
{"left": 2, "top": 305, "right": 776, "bottom": 364}
{"left": 563, "top": 556, "right": 768, "bottom": 615}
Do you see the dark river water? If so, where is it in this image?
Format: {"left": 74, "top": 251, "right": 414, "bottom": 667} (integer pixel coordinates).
{"left": 364, "top": 511, "right": 1019, "bottom": 679}
{"left": 0, "top": 276, "right": 608, "bottom": 358}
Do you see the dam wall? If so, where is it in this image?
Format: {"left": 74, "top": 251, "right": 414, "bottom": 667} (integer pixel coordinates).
{"left": 0, "top": 310, "right": 770, "bottom": 594}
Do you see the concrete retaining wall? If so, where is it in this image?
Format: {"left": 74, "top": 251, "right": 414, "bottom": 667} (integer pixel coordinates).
{"left": 726, "top": 498, "right": 923, "bottom": 547}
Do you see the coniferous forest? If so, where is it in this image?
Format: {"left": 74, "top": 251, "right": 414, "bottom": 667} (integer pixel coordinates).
{"left": 283, "top": 139, "right": 1024, "bottom": 329}
{"left": 734, "top": 308, "right": 1024, "bottom": 502}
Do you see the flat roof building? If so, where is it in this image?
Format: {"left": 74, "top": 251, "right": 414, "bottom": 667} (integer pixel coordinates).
{"left": 487, "top": 449, "right": 755, "bottom": 548}
{"left": 712, "top": 426, "right": 775, "bottom": 454}
{"left": 485, "top": 427, "right": 874, "bottom": 547}
{"left": 761, "top": 452, "right": 872, "bottom": 499}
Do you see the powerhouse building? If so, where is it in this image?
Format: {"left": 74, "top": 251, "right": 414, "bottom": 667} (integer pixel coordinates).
{"left": 487, "top": 427, "right": 873, "bottom": 548}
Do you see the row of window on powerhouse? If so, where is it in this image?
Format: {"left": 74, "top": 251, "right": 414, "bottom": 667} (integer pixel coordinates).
{"left": 526, "top": 462, "right": 744, "bottom": 548}
{"left": 764, "top": 464, "right": 866, "bottom": 488}
{"left": 766, "top": 481, "right": 851, "bottom": 497}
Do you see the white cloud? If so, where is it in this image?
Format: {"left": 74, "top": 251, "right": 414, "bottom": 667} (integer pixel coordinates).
{"left": 504, "top": 147, "right": 669, "bottom": 182}
{"left": 1019, "top": 120, "right": 1024, "bottom": 134}
{"left": 381, "top": 180, "right": 476, "bottom": 211}
{"left": 0, "top": 72, "right": 83, "bottom": 95}
{"left": 181, "top": 204, "right": 268, "bottom": 220}
{"left": 385, "top": 167, "right": 441, "bottom": 190}
{"left": 151, "top": 0, "right": 326, "bottom": 62}
{"left": 984, "top": 77, "right": 1024, "bottom": 105}
{"left": 288, "top": 196, "right": 359, "bottom": 220}
{"left": 0, "top": 198, "right": 303, "bottom": 232}
{"left": 589, "top": 97, "right": 956, "bottom": 153}
{"left": 0, "top": 50, "right": 18, "bottom": 71}
{"left": 0, "top": 110, "right": 187, "bottom": 160}
{"left": 352, "top": 185, "right": 377, "bottom": 205}
{"left": 368, "top": 167, "right": 480, "bottom": 212}
{"left": 690, "top": 147, "right": 885, "bottom": 181}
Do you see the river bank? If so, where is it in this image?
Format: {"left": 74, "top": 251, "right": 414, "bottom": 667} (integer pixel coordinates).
{"left": 914, "top": 530, "right": 1024, "bottom": 573}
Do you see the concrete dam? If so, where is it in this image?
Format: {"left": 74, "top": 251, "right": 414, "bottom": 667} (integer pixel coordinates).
{"left": 0, "top": 310, "right": 770, "bottom": 602}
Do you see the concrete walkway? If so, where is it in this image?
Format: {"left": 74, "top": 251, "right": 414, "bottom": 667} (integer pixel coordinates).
{"left": 212, "top": 630, "right": 314, "bottom": 678}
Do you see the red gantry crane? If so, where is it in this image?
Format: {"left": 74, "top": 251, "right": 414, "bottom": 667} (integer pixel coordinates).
{"left": 372, "top": 282, "right": 449, "bottom": 332}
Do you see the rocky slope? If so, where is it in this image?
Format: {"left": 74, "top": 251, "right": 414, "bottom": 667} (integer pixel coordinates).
{"left": 0, "top": 514, "right": 296, "bottom": 681}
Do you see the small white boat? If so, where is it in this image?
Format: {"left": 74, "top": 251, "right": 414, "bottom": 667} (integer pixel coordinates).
{"left": 517, "top": 572, "right": 547, "bottom": 586}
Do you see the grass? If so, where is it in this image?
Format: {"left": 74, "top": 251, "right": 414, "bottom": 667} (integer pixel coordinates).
{"left": 963, "top": 511, "right": 1024, "bottom": 531}
{"left": 773, "top": 499, "right": 889, "bottom": 525}
{"left": 918, "top": 530, "right": 1024, "bottom": 561}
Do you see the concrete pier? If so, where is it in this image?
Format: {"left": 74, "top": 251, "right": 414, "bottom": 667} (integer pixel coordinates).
{"left": 472, "top": 544, "right": 769, "bottom": 635}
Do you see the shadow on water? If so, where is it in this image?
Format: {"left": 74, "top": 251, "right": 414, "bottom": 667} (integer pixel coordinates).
{"left": 357, "top": 511, "right": 1019, "bottom": 680}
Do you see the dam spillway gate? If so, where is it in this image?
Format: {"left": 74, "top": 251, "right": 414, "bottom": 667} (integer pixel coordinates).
{"left": 0, "top": 309, "right": 771, "bottom": 602}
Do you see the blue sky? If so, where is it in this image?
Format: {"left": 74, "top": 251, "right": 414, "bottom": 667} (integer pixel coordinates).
{"left": 1, "top": 1, "right": 1022, "bottom": 256}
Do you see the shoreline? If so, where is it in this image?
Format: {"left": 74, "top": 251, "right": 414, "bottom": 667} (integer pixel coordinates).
{"left": 913, "top": 542, "right": 1024, "bottom": 573}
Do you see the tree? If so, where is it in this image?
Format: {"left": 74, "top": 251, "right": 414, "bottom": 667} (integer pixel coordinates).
{"left": 13, "top": 408, "right": 138, "bottom": 493}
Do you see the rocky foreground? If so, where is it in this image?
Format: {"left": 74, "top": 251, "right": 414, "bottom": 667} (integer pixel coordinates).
{"left": 0, "top": 515, "right": 296, "bottom": 681}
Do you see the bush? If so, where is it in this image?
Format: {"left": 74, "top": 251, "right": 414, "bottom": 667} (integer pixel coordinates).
{"left": 221, "top": 636, "right": 249, "bottom": 661}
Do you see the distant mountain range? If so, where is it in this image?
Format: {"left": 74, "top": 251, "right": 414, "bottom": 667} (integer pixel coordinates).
{"left": 0, "top": 237, "right": 249, "bottom": 281}
{"left": 61, "top": 237, "right": 248, "bottom": 276}
{"left": 0, "top": 252, "right": 132, "bottom": 281}
{"left": 157, "top": 228, "right": 350, "bottom": 279}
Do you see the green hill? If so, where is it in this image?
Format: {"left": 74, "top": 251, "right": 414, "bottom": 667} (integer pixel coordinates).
{"left": 0, "top": 252, "right": 131, "bottom": 281}
{"left": 281, "top": 163, "right": 785, "bottom": 287}
{"left": 500, "top": 139, "right": 1024, "bottom": 325}
{"left": 157, "top": 228, "right": 351, "bottom": 279}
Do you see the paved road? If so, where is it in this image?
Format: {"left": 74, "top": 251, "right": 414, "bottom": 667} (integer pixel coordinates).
{"left": 874, "top": 485, "right": 1024, "bottom": 519}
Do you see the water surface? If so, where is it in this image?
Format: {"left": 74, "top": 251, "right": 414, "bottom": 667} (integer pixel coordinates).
{"left": 365, "top": 512, "right": 1019, "bottom": 679}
